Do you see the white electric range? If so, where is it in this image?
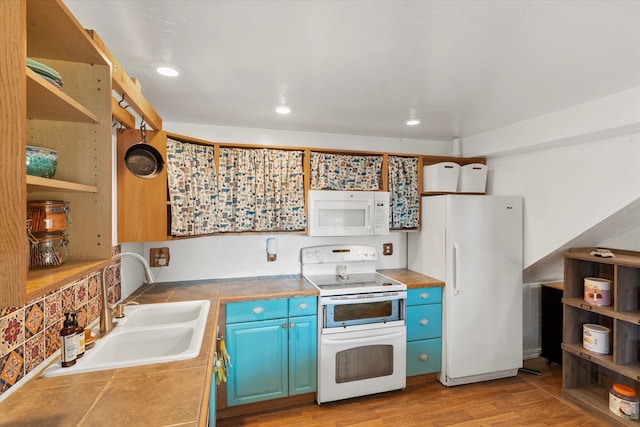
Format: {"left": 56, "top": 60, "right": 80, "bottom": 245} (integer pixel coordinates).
{"left": 301, "top": 244, "right": 407, "bottom": 404}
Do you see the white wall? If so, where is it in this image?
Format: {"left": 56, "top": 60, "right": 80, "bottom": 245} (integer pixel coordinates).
{"left": 164, "top": 122, "right": 451, "bottom": 155}
{"left": 128, "top": 233, "right": 407, "bottom": 284}
{"left": 463, "top": 87, "right": 640, "bottom": 272}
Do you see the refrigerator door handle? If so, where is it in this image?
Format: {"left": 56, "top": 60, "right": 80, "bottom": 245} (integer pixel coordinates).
{"left": 453, "top": 242, "right": 460, "bottom": 295}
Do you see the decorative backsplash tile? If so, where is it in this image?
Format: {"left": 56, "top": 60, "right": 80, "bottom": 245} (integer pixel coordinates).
{"left": 0, "top": 246, "right": 123, "bottom": 399}
{"left": 0, "top": 309, "right": 24, "bottom": 355}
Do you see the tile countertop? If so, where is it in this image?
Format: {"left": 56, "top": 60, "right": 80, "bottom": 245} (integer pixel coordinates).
{"left": 0, "top": 270, "right": 442, "bottom": 427}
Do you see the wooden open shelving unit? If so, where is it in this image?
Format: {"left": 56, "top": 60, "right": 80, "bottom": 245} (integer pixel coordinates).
{"left": 0, "top": 0, "right": 112, "bottom": 307}
{"left": 562, "top": 247, "right": 640, "bottom": 425}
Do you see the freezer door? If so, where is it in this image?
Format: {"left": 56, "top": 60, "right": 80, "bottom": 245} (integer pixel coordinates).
{"left": 443, "top": 195, "right": 523, "bottom": 380}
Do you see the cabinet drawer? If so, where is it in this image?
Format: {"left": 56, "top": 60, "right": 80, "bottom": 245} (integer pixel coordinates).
{"left": 407, "top": 287, "right": 442, "bottom": 306}
{"left": 226, "top": 299, "right": 288, "bottom": 323}
{"left": 289, "top": 297, "right": 317, "bottom": 317}
{"left": 406, "top": 338, "right": 442, "bottom": 376}
{"left": 407, "top": 304, "right": 442, "bottom": 341}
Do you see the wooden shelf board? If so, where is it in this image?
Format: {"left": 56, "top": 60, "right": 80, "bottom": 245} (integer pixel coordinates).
{"left": 26, "top": 175, "right": 98, "bottom": 193}
{"left": 421, "top": 155, "right": 486, "bottom": 166}
{"left": 565, "top": 248, "right": 640, "bottom": 268}
{"left": 421, "top": 192, "right": 485, "bottom": 196}
{"left": 562, "top": 343, "right": 615, "bottom": 368}
{"left": 26, "top": 0, "right": 108, "bottom": 65}
{"left": 26, "top": 69, "right": 98, "bottom": 123}
{"left": 27, "top": 259, "right": 111, "bottom": 300}
{"left": 563, "top": 386, "right": 638, "bottom": 426}
{"left": 563, "top": 297, "right": 640, "bottom": 323}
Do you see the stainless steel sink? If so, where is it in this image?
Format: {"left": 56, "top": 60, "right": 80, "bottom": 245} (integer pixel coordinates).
{"left": 42, "top": 300, "right": 210, "bottom": 377}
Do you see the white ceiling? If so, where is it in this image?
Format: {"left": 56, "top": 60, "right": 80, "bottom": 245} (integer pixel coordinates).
{"left": 64, "top": 0, "right": 640, "bottom": 142}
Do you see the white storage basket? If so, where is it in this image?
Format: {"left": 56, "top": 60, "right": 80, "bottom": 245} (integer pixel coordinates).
{"left": 458, "top": 163, "right": 487, "bottom": 193}
{"left": 423, "top": 162, "right": 460, "bottom": 192}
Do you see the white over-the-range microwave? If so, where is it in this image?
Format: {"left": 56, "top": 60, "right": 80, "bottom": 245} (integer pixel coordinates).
{"left": 307, "top": 190, "right": 390, "bottom": 236}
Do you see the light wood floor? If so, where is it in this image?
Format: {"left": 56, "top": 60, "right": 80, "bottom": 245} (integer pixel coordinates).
{"left": 217, "top": 358, "right": 610, "bottom": 426}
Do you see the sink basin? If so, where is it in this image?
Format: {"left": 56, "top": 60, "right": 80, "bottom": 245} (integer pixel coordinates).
{"left": 116, "top": 300, "right": 209, "bottom": 328}
{"left": 42, "top": 299, "right": 210, "bottom": 377}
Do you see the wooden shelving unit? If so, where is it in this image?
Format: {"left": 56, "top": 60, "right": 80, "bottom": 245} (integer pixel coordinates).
{"left": 562, "top": 247, "right": 640, "bottom": 425}
{"left": 418, "top": 155, "right": 487, "bottom": 196}
{"left": 0, "top": 0, "right": 112, "bottom": 307}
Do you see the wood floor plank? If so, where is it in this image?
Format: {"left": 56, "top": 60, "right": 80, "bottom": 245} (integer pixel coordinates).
{"left": 216, "top": 358, "right": 609, "bottom": 427}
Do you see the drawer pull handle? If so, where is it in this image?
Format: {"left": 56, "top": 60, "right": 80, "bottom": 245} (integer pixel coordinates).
{"left": 290, "top": 323, "right": 295, "bottom": 328}
{"left": 419, "top": 354, "right": 429, "bottom": 361}
{"left": 298, "top": 303, "right": 308, "bottom": 310}
{"left": 579, "top": 352, "right": 592, "bottom": 360}
{"left": 252, "top": 307, "right": 265, "bottom": 314}
{"left": 420, "top": 319, "right": 429, "bottom": 326}
{"left": 282, "top": 323, "right": 288, "bottom": 329}
{"left": 419, "top": 293, "right": 429, "bottom": 299}
{"left": 580, "top": 303, "right": 592, "bottom": 310}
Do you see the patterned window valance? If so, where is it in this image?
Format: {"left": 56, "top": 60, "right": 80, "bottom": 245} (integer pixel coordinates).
{"left": 388, "top": 156, "right": 419, "bottom": 229}
{"left": 218, "top": 147, "right": 306, "bottom": 232}
{"left": 310, "top": 152, "right": 382, "bottom": 191}
{"left": 167, "top": 138, "right": 219, "bottom": 236}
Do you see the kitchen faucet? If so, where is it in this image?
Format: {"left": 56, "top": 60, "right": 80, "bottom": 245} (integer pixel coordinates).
{"left": 99, "top": 252, "right": 155, "bottom": 335}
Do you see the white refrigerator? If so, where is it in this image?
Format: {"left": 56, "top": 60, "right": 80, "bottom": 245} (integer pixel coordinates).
{"left": 407, "top": 195, "right": 523, "bottom": 386}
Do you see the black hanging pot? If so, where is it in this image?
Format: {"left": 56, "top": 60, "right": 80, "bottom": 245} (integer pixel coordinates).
{"left": 125, "top": 124, "right": 164, "bottom": 179}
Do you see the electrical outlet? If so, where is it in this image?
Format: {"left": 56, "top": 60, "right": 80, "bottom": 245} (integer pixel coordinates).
{"left": 383, "top": 243, "right": 393, "bottom": 256}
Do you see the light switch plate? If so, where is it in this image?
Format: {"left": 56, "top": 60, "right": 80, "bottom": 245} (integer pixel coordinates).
{"left": 150, "top": 247, "right": 170, "bottom": 267}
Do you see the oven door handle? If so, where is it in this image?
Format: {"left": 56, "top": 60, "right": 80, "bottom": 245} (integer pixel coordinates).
{"left": 322, "top": 329, "right": 405, "bottom": 344}
{"left": 321, "top": 293, "right": 406, "bottom": 305}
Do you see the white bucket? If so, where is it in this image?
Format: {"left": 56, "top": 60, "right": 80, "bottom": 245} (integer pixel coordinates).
{"left": 583, "top": 323, "right": 610, "bottom": 354}
{"left": 584, "top": 277, "right": 611, "bottom": 306}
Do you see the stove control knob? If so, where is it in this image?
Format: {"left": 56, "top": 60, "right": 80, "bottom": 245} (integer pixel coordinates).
{"left": 314, "top": 250, "right": 321, "bottom": 258}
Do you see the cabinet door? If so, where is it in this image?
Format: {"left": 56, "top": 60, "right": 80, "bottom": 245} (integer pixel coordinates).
{"left": 288, "top": 314, "right": 317, "bottom": 395}
{"left": 407, "top": 304, "right": 442, "bottom": 341}
{"left": 407, "top": 287, "right": 442, "bottom": 306}
{"left": 117, "top": 129, "right": 168, "bottom": 242}
{"left": 406, "top": 338, "right": 442, "bottom": 376}
{"left": 226, "top": 318, "right": 288, "bottom": 406}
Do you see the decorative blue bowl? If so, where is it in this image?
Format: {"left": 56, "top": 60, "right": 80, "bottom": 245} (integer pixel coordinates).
{"left": 26, "top": 146, "right": 58, "bottom": 178}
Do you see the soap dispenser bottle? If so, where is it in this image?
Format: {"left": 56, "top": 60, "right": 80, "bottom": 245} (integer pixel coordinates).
{"left": 71, "top": 311, "right": 85, "bottom": 358}
{"left": 60, "top": 312, "right": 77, "bottom": 367}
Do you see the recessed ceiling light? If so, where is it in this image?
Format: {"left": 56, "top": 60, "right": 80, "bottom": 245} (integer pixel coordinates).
{"left": 156, "top": 66, "right": 179, "bottom": 77}
{"left": 406, "top": 119, "right": 420, "bottom": 126}
{"left": 275, "top": 105, "right": 291, "bottom": 114}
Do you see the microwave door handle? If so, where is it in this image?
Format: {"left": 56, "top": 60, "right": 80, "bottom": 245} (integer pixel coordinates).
{"left": 367, "top": 200, "right": 373, "bottom": 231}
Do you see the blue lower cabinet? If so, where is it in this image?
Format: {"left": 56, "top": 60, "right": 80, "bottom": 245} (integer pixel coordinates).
{"left": 289, "top": 314, "right": 317, "bottom": 395}
{"left": 226, "top": 297, "right": 317, "bottom": 406}
{"left": 406, "top": 287, "right": 442, "bottom": 376}
{"left": 407, "top": 338, "right": 442, "bottom": 376}
{"left": 226, "top": 318, "right": 289, "bottom": 406}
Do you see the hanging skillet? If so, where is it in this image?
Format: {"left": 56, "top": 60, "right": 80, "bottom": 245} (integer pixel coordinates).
{"left": 125, "top": 122, "right": 164, "bottom": 179}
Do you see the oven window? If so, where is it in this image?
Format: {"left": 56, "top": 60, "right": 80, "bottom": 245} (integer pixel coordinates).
{"left": 335, "top": 344, "right": 393, "bottom": 383}
{"left": 334, "top": 301, "right": 392, "bottom": 322}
